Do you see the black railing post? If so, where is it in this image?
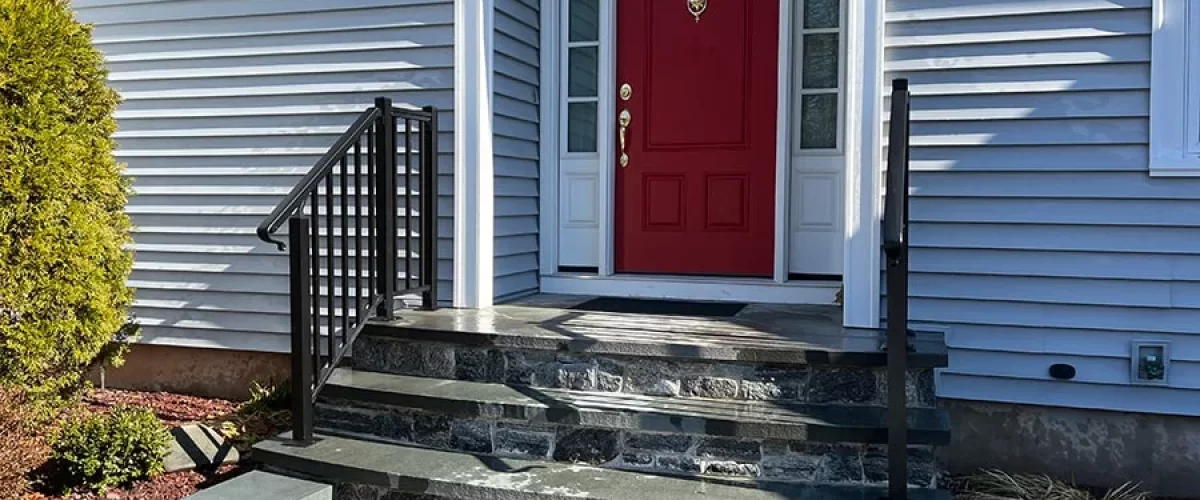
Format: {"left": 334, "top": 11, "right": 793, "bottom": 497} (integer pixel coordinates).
{"left": 288, "top": 216, "right": 314, "bottom": 443}
{"left": 374, "top": 97, "right": 397, "bottom": 320}
{"left": 421, "top": 106, "right": 439, "bottom": 310}
{"left": 883, "top": 78, "right": 912, "bottom": 500}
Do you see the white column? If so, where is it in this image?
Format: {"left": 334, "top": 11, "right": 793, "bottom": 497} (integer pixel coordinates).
{"left": 453, "top": 0, "right": 496, "bottom": 308}
{"left": 842, "top": 0, "right": 885, "bottom": 328}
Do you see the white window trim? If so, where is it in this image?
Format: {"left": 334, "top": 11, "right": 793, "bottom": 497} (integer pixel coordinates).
{"left": 1150, "top": 0, "right": 1200, "bottom": 176}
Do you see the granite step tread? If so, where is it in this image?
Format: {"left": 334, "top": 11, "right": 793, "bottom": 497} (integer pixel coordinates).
{"left": 254, "top": 432, "right": 951, "bottom": 500}
{"left": 322, "top": 368, "right": 951, "bottom": 445}
{"left": 367, "top": 298, "right": 947, "bottom": 368}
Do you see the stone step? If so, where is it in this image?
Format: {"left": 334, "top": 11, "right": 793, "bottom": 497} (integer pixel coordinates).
{"left": 182, "top": 470, "right": 331, "bottom": 500}
{"left": 320, "top": 368, "right": 950, "bottom": 445}
{"left": 253, "top": 432, "right": 952, "bottom": 500}
{"left": 365, "top": 299, "right": 947, "bottom": 369}
{"left": 355, "top": 334, "right": 938, "bottom": 408}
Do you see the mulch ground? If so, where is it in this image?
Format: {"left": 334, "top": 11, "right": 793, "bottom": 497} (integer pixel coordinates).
{"left": 82, "top": 389, "right": 239, "bottom": 427}
{"left": 23, "top": 389, "right": 258, "bottom": 500}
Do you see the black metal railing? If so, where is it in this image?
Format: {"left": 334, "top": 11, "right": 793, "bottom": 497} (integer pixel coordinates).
{"left": 256, "top": 97, "right": 438, "bottom": 443}
{"left": 883, "top": 78, "right": 912, "bottom": 499}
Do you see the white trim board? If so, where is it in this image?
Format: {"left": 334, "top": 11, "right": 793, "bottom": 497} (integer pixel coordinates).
{"left": 841, "top": 0, "right": 884, "bottom": 328}
{"left": 537, "top": 0, "right": 884, "bottom": 321}
{"left": 542, "top": 274, "right": 840, "bottom": 305}
{"left": 453, "top": 0, "right": 495, "bottom": 308}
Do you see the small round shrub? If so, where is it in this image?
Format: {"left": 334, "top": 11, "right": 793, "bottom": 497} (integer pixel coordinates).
{"left": 0, "top": 0, "right": 134, "bottom": 399}
{"left": 50, "top": 406, "right": 170, "bottom": 493}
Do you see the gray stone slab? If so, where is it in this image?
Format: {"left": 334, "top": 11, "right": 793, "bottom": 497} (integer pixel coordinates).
{"left": 321, "top": 368, "right": 950, "bottom": 445}
{"left": 165, "top": 424, "right": 240, "bottom": 473}
{"left": 367, "top": 294, "right": 947, "bottom": 367}
{"left": 184, "top": 470, "right": 331, "bottom": 500}
{"left": 253, "top": 433, "right": 951, "bottom": 500}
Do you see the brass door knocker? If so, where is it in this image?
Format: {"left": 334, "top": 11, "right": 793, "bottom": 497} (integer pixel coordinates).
{"left": 687, "top": 0, "right": 706, "bottom": 22}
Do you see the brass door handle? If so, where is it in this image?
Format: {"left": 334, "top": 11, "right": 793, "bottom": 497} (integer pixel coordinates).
{"left": 618, "top": 109, "right": 631, "bottom": 167}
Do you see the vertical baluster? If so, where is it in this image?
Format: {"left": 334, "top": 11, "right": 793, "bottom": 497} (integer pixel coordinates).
{"left": 404, "top": 117, "right": 413, "bottom": 293}
{"left": 325, "top": 172, "right": 335, "bottom": 368}
{"left": 367, "top": 123, "right": 376, "bottom": 303}
{"left": 288, "top": 216, "right": 313, "bottom": 443}
{"left": 340, "top": 156, "right": 349, "bottom": 352}
{"left": 354, "top": 138, "right": 363, "bottom": 321}
{"left": 420, "top": 106, "right": 439, "bottom": 310}
{"left": 309, "top": 192, "right": 320, "bottom": 381}
{"left": 373, "top": 98, "right": 397, "bottom": 320}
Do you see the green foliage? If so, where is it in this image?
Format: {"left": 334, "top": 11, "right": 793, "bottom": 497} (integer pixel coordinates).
{"left": 50, "top": 405, "right": 169, "bottom": 493}
{"left": 244, "top": 380, "right": 291, "bottom": 414}
{"left": 0, "top": 0, "right": 134, "bottom": 399}
{"left": 216, "top": 380, "right": 291, "bottom": 448}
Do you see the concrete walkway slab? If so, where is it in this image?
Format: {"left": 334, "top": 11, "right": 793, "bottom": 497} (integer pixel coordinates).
{"left": 184, "top": 470, "right": 330, "bottom": 500}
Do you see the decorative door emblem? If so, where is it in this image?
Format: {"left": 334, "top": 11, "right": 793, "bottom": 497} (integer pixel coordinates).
{"left": 687, "top": 0, "right": 707, "bottom": 22}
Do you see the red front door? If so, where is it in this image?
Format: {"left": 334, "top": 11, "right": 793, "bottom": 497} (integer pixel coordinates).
{"left": 615, "top": 0, "right": 778, "bottom": 277}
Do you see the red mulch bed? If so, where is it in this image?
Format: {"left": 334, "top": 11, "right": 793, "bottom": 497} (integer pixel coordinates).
{"left": 24, "top": 389, "right": 256, "bottom": 500}
{"left": 82, "top": 389, "right": 238, "bottom": 427}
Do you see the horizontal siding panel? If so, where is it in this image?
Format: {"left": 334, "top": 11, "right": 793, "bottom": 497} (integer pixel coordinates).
{"left": 906, "top": 274, "right": 1170, "bottom": 308}
{"left": 887, "top": 35, "right": 1148, "bottom": 72}
{"left": 908, "top": 248, "right": 1200, "bottom": 282}
{"left": 905, "top": 118, "right": 1146, "bottom": 146}
{"left": 76, "top": 0, "right": 455, "bottom": 351}
{"left": 887, "top": 0, "right": 1150, "bottom": 22}
{"left": 78, "top": 0, "right": 446, "bottom": 26}
{"left": 943, "top": 324, "right": 1200, "bottom": 362}
{"left": 909, "top": 172, "right": 1200, "bottom": 199}
{"left": 908, "top": 144, "right": 1147, "bottom": 172}
{"left": 492, "top": 0, "right": 540, "bottom": 301}
{"left": 887, "top": 9, "right": 1150, "bottom": 46}
{"left": 906, "top": 298, "right": 1200, "bottom": 336}
{"left": 905, "top": 63, "right": 1149, "bottom": 95}
{"left": 942, "top": 350, "right": 1200, "bottom": 389}
{"left": 88, "top": 5, "right": 451, "bottom": 45}
{"left": 904, "top": 90, "right": 1147, "bottom": 121}
{"left": 911, "top": 198, "right": 1200, "bottom": 227}
{"left": 939, "top": 374, "right": 1200, "bottom": 417}
{"left": 912, "top": 223, "right": 1200, "bottom": 254}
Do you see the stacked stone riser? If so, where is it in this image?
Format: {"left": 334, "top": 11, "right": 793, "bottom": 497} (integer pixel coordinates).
{"left": 355, "top": 335, "right": 937, "bottom": 408}
{"left": 315, "top": 402, "right": 940, "bottom": 488}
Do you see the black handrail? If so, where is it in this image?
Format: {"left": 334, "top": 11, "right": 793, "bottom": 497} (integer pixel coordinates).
{"left": 883, "top": 78, "right": 912, "bottom": 499}
{"left": 257, "top": 97, "right": 439, "bottom": 443}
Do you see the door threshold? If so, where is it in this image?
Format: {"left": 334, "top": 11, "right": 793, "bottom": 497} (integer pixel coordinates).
{"left": 541, "top": 273, "right": 840, "bottom": 305}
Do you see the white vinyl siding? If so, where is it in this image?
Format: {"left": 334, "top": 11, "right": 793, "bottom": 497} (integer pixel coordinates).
{"left": 493, "top": 0, "right": 541, "bottom": 300}
{"left": 75, "top": 0, "right": 455, "bottom": 353}
{"left": 887, "top": 0, "right": 1200, "bottom": 416}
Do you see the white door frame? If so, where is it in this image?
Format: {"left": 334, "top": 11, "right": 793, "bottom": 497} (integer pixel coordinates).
{"left": 537, "top": 0, "right": 884, "bottom": 327}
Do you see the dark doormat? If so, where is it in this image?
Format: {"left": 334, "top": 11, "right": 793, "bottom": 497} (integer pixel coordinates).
{"left": 569, "top": 297, "right": 747, "bottom": 317}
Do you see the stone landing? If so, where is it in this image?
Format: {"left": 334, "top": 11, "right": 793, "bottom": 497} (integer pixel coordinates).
{"left": 256, "top": 294, "right": 951, "bottom": 498}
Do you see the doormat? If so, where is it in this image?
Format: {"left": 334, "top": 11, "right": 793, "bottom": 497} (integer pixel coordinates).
{"left": 569, "top": 297, "right": 747, "bottom": 317}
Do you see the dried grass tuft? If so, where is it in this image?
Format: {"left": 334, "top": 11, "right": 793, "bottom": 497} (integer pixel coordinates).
{"left": 954, "top": 469, "right": 1151, "bottom": 500}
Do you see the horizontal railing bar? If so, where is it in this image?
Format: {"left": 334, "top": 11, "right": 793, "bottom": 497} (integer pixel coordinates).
{"left": 396, "top": 285, "right": 432, "bottom": 296}
{"left": 256, "top": 107, "right": 380, "bottom": 250}
{"left": 390, "top": 107, "right": 434, "bottom": 121}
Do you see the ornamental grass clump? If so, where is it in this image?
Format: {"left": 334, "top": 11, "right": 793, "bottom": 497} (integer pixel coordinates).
{"left": 0, "top": 0, "right": 134, "bottom": 400}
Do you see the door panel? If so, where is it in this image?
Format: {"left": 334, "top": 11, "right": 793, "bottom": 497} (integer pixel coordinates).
{"left": 615, "top": 0, "right": 778, "bottom": 277}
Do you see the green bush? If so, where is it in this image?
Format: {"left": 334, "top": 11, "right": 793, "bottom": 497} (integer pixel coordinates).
{"left": 0, "top": 0, "right": 134, "bottom": 399}
{"left": 50, "top": 405, "right": 170, "bottom": 493}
